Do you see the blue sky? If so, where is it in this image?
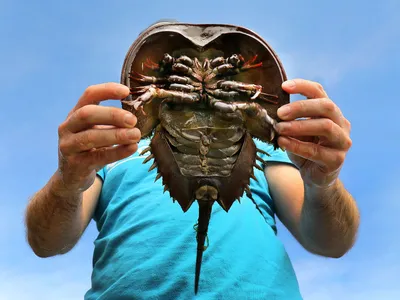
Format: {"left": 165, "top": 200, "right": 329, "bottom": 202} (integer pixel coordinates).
{"left": 1, "top": 0, "right": 399, "bottom": 299}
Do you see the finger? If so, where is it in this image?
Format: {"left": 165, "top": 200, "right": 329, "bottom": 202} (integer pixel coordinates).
{"left": 281, "top": 79, "right": 328, "bottom": 99}
{"left": 72, "top": 82, "right": 130, "bottom": 112}
{"left": 60, "top": 127, "right": 141, "bottom": 155}
{"left": 93, "top": 125, "right": 118, "bottom": 130}
{"left": 277, "top": 98, "right": 344, "bottom": 126}
{"left": 275, "top": 118, "right": 352, "bottom": 150}
{"left": 278, "top": 136, "right": 346, "bottom": 172}
{"left": 342, "top": 117, "right": 352, "bottom": 135}
{"left": 84, "top": 143, "right": 139, "bottom": 169}
{"left": 66, "top": 105, "right": 137, "bottom": 133}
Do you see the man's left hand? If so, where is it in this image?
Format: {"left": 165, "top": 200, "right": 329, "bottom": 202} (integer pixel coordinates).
{"left": 275, "top": 79, "right": 352, "bottom": 188}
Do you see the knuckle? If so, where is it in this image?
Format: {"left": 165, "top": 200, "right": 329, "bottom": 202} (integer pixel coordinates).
{"left": 307, "top": 144, "right": 319, "bottom": 159}
{"left": 322, "top": 119, "right": 334, "bottom": 133}
{"left": 114, "top": 129, "right": 126, "bottom": 142}
{"left": 344, "top": 136, "right": 353, "bottom": 149}
{"left": 58, "top": 121, "right": 68, "bottom": 137}
{"left": 315, "top": 82, "right": 325, "bottom": 93}
{"left": 293, "top": 100, "right": 306, "bottom": 113}
{"left": 76, "top": 106, "right": 92, "bottom": 122}
{"left": 298, "top": 101, "right": 306, "bottom": 111}
{"left": 58, "top": 140, "right": 69, "bottom": 155}
{"left": 321, "top": 98, "right": 336, "bottom": 113}
{"left": 83, "top": 85, "right": 96, "bottom": 99}
{"left": 111, "top": 85, "right": 123, "bottom": 98}
{"left": 334, "top": 152, "right": 346, "bottom": 168}
{"left": 293, "top": 120, "right": 303, "bottom": 132}
{"left": 109, "top": 107, "right": 120, "bottom": 124}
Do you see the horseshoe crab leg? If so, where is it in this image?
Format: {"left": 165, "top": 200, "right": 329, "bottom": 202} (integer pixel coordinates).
{"left": 207, "top": 89, "right": 240, "bottom": 99}
{"left": 209, "top": 97, "right": 277, "bottom": 134}
{"left": 129, "top": 71, "right": 167, "bottom": 84}
{"left": 175, "top": 55, "right": 194, "bottom": 67}
{"left": 169, "top": 83, "right": 202, "bottom": 93}
{"left": 128, "top": 85, "right": 201, "bottom": 111}
{"left": 171, "top": 62, "right": 203, "bottom": 82}
{"left": 168, "top": 75, "right": 201, "bottom": 86}
{"left": 131, "top": 72, "right": 201, "bottom": 87}
{"left": 207, "top": 88, "right": 279, "bottom": 105}
{"left": 206, "top": 54, "right": 263, "bottom": 80}
{"left": 141, "top": 54, "right": 194, "bottom": 71}
{"left": 216, "top": 80, "right": 278, "bottom": 103}
{"left": 241, "top": 54, "right": 263, "bottom": 70}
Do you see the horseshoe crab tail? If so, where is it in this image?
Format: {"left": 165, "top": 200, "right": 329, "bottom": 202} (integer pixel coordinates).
{"left": 194, "top": 185, "right": 218, "bottom": 294}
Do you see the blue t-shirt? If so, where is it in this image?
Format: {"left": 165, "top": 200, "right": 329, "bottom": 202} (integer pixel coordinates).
{"left": 84, "top": 138, "right": 303, "bottom": 299}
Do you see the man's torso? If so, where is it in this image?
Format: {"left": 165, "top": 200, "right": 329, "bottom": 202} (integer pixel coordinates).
{"left": 84, "top": 139, "right": 302, "bottom": 299}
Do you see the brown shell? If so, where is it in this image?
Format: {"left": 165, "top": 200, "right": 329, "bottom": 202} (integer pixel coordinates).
{"left": 120, "top": 22, "right": 289, "bottom": 211}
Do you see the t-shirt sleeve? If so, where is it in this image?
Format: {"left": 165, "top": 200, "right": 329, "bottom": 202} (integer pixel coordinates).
{"left": 253, "top": 138, "right": 297, "bottom": 168}
{"left": 97, "top": 167, "right": 106, "bottom": 181}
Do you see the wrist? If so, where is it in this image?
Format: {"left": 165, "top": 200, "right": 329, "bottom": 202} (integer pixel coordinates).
{"left": 304, "top": 178, "right": 341, "bottom": 207}
{"left": 47, "top": 170, "right": 83, "bottom": 199}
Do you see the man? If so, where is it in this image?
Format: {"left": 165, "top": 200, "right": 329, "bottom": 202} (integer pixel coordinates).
{"left": 24, "top": 33, "right": 359, "bottom": 299}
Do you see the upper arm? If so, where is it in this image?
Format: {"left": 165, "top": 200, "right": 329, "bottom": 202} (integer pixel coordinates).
{"left": 264, "top": 163, "right": 305, "bottom": 241}
{"left": 80, "top": 175, "right": 103, "bottom": 231}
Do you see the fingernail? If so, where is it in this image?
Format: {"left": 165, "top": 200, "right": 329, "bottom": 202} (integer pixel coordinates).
{"left": 282, "top": 80, "right": 296, "bottom": 89}
{"left": 277, "top": 105, "right": 291, "bottom": 117}
{"left": 127, "top": 129, "right": 139, "bottom": 140}
{"left": 124, "top": 113, "right": 136, "bottom": 126}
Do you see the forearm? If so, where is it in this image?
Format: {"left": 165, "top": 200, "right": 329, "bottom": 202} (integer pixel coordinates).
{"left": 25, "top": 170, "right": 84, "bottom": 258}
{"left": 299, "top": 179, "right": 360, "bottom": 258}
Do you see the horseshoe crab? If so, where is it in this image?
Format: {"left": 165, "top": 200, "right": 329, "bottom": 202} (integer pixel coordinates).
{"left": 120, "top": 21, "right": 289, "bottom": 294}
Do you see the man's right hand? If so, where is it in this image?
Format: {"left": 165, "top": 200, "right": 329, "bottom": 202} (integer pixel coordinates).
{"left": 57, "top": 82, "right": 141, "bottom": 194}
